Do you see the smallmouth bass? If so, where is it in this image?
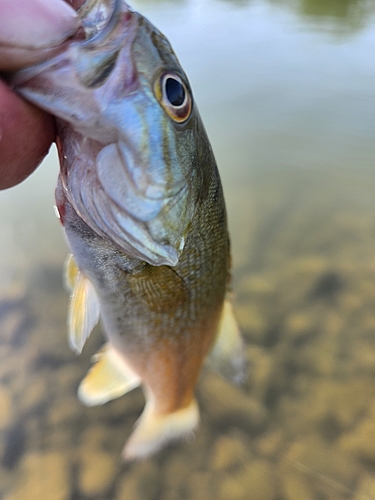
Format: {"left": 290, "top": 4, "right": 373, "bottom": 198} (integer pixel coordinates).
{"left": 13, "top": 0, "right": 246, "bottom": 459}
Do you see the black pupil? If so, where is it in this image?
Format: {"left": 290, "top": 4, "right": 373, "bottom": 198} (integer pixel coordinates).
{"left": 165, "top": 77, "right": 185, "bottom": 107}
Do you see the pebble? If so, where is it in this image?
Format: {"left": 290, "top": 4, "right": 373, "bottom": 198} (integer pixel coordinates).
{"left": 0, "top": 309, "right": 27, "bottom": 345}
{"left": 282, "top": 472, "right": 316, "bottom": 500}
{"left": 280, "top": 377, "right": 375, "bottom": 435}
{"left": 48, "top": 395, "right": 80, "bottom": 427}
{"left": 284, "top": 310, "right": 317, "bottom": 341}
{"left": 80, "top": 424, "right": 109, "bottom": 450}
{"left": 217, "top": 460, "right": 278, "bottom": 500}
{"left": 78, "top": 448, "right": 117, "bottom": 497}
{"left": 338, "top": 417, "right": 375, "bottom": 462}
{"left": 18, "top": 376, "right": 47, "bottom": 414}
{"left": 164, "top": 457, "right": 190, "bottom": 490}
{"left": 210, "top": 431, "right": 252, "bottom": 471}
{"left": 280, "top": 436, "right": 357, "bottom": 496}
{"left": 200, "top": 373, "right": 268, "bottom": 433}
{"left": 235, "top": 303, "right": 267, "bottom": 343}
{"left": 116, "top": 460, "right": 160, "bottom": 500}
{"left": 184, "top": 472, "right": 214, "bottom": 500}
{"left": 254, "top": 429, "right": 284, "bottom": 458}
{"left": 352, "top": 474, "right": 375, "bottom": 500}
{"left": 0, "top": 386, "right": 12, "bottom": 430}
{"left": 247, "top": 347, "right": 274, "bottom": 402}
{"left": 4, "top": 451, "right": 70, "bottom": 500}
{"left": 237, "top": 274, "right": 275, "bottom": 298}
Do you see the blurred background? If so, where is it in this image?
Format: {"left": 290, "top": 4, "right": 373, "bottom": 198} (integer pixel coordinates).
{"left": 1, "top": 0, "right": 375, "bottom": 498}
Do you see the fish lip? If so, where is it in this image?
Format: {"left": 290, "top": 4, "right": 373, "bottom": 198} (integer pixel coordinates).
{"left": 11, "top": 0, "right": 135, "bottom": 88}
{"left": 79, "top": 0, "right": 127, "bottom": 47}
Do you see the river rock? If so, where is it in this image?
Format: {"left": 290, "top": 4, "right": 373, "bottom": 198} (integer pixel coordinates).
{"left": 210, "top": 430, "right": 252, "bottom": 471}
{"left": 282, "top": 472, "right": 316, "bottom": 500}
{"left": 78, "top": 448, "right": 117, "bottom": 497}
{"left": 338, "top": 417, "right": 375, "bottom": 462}
{"left": 217, "top": 460, "right": 278, "bottom": 500}
{"left": 353, "top": 474, "right": 375, "bottom": 500}
{"left": 184, "top": 472, "right": 214, "bottom": 500}
{"left": 278, "top": 375, "right": 374, "bottom": 440}
{"left": 284, "top": 310, "right": 318, "bottom": 342}
{"left": 48, "top": 395, "right": 80, "bottom": 427}
{"left": 235, "top": 303, "right": 267, "bottom": 344}
{"left": 164, "top": 456, "right": 190, "bottom": 490}
{"left": 80, "top": 424, "right": 108, "bottom": 450}
{"left": 200, "top": 373, "right": 268, "bottom": 433}
{"left": 248, "top": 347, "right": 274, "bottom": 402}
{"left": 0, "top": 386, "right": 12, "bottom": 430}
{"left": 116, "top": 460, "right": 160, "bottom": 500}
{"left": 280, "top": 436, "right": 357, "bottom": 497}
{"left": 19, "top": 376, "right": 47, "bottom": 414}
{"left": 254, "top": 428, "right": 284, "bottom": 458}
{"left": 4, "top": 451, "right": 70, "bottom": 500}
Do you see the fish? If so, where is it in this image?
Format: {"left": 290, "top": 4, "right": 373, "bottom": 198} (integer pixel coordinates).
{"left": 12, "top": 0, "right": 246, "bottom": 459}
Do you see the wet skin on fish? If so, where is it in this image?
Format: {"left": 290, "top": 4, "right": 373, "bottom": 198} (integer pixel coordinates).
{"left": 11, "top": 0, "right": 245, "bottom": 459}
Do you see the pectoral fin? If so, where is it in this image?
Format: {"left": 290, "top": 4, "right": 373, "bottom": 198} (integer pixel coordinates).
{"left": 78, "top": 343, "right": 141, "bottom": 406}
{"left": 207, "top": 298, "right": 247, "bottom": 384}
{"left": 67, "top": 260, "right": 100, "bottom": 354}
{"left": 63, "top": 253, "right": 79, "bottom": 292}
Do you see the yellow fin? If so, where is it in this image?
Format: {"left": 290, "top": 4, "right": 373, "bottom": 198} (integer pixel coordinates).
{"left": 78, "top": 344, "right": 141, "bottom": 406}
{"left": 63, "top": 253, "right": 79, "bottom": 292}
{"left": 123, "top": 398, "right": 199, "bottom": 461}
{"left": 68, "top": 270, "right": 100, "bottom": 354}
{"left": 207, "top": 298, "right": 247, "bottom": 384}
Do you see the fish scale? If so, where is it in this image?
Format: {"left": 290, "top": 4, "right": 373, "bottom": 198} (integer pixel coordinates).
{"left": 12, "top": 0, "right": 246, "bottom": 459}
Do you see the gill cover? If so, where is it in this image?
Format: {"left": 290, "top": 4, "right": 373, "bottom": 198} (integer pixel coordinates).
{"left": 13, "top": 0, "right": 199, "bottom": 266}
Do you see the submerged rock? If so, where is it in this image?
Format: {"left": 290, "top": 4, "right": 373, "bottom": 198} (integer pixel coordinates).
{"left": 0, "top": 386, "right": 12, "bottom": 430}
{"left": 116, "top": 460, "right": 160, "bottom": 500}
{"left": 217, "top": 460, "right": 278, "bottom": 500}
{"left": 4, "top": 451, "right": 70, "bottom": 500}
{"left": 210, "top": 431, "right": 252, "bottom": 471}
{"left": 78, "top": 448, "right": 117, "bottom": 497}
{"left": 200, "top": 373, "right": 268, "bottom": 433}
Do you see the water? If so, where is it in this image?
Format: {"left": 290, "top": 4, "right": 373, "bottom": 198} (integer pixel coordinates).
{"left": 1, "top": 0, "right": 375, "bottom": 498}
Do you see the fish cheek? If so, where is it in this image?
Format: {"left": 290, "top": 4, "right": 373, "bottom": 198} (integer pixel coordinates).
{"left": 127, "top": 264, "right": 189, "bottom": 314}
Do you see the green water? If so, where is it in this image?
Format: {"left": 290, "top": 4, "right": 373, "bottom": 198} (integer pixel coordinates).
{"left": 1, "top": 0, "right": 375, "bottom": 498}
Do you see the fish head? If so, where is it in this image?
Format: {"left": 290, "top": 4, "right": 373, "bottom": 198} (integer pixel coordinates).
{"left": 13, "top": 0, "right": 214, "bottom": 266}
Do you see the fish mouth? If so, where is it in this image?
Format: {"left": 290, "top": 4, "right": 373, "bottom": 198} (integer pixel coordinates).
{"left": 11, "top": 0, "right": 135, "bottom": 88}
{"left": 79, "top": 0, "right": 126, "bottom": 43}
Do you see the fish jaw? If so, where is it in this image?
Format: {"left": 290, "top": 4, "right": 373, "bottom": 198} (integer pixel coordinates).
{"left": 11, "top": 0, "right": 139, "bottom": 143}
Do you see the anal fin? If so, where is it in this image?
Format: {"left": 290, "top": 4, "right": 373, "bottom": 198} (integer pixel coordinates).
{"left": 207, "top": 298, "right": 247, "bottom": 384}
{"left": 123, "top": 398, "right": 199, "bottom": 461}
{"left": 78, "top": 343, "right": 141, "bottom": 406}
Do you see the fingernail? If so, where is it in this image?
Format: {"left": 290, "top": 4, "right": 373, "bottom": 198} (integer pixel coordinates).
{"left": 0, "top": 0, "right": 79, "bottom": 49}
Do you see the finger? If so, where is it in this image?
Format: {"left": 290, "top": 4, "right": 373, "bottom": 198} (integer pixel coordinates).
{"left": 0, "top": 79, "right": 55, "bottom": 189}
{"left": 0, "top": 0, "right": 79, "bottom": 70}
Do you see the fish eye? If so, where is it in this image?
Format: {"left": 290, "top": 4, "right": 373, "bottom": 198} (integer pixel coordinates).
{"left": 155, "top": 72, "right": 192, "bottom": 123}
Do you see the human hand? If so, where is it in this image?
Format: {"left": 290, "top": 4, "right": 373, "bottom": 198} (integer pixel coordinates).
{"left": 0, "top": 0, "right": 83, "bottom": 189}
